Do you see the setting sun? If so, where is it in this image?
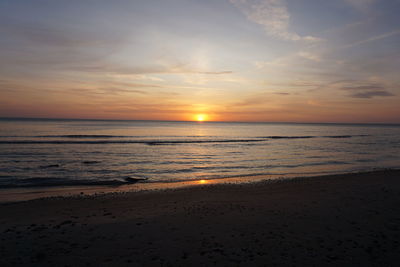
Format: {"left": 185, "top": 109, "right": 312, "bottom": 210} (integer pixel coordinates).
{"left": 196, "top": 114, "right": 207, "bottom": 122}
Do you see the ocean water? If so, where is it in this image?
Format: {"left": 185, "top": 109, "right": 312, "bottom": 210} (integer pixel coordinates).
{"left": 0, "top": 118, "right": 399, "bottom": 188}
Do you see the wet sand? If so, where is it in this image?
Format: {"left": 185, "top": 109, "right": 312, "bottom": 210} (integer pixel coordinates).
{"left": 1, "top": 170, "right": 400, "bottom": 266}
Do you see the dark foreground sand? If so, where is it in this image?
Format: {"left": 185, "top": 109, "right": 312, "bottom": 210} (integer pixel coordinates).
{"left": 1, "top": 170, "right": 400, "bottom": 266}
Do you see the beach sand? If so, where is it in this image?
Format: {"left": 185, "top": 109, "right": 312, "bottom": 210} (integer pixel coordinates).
{"left": 1, "top": 170, "right": 400, "bottom": 266}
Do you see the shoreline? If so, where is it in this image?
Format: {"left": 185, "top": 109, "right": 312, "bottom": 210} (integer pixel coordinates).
{"left": 0, "top": 168, "right": 397, "bottom": 203}
{"left": 1, "top": 169, "right": 400, "bottom": 265}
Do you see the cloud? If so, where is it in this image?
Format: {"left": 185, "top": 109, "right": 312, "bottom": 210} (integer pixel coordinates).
{"left": 340, "top": 84, "right": 395, "bottom": 98}
{"left": 297, "top": 51, "right": 321, "bottom": 62}
{"left": 341, "top": 85, "right": 385, "bottom": 91}
{"left": 274, "top": 92, "right": 290, "bottom": 95}
{"left": 108, "top": 74, "right": 165, "bottom": 82}
{"left": 0, "top": 21, "right": 122, "bottom": 48}
{"left": 198, "top": 71, "right": 233, "bottom": 75}
{"left": 344, "top": 0, "right": 376, "bottom": 12}
{"left": 230, "top": 0, "right": 321, "bottom": 42}
{"left": 229, "top": 95, "right": 270, "bottom": 107}
{"left": 342, "top": 29, "right": 400, "bottom": 49}
{"left": 349, "top": 90, "right": 395, "bottom": 98}
{"left": 254, "top": 50, "right": 323, "bottom": 72}
{"left": 0, "top": 77, "right": 160, "bottom": 99}
{"left": 70, "top": 63, "right": 233, "bottom": 77}
{"left": 97, "top": 87, "right": 149, "bottom": 95}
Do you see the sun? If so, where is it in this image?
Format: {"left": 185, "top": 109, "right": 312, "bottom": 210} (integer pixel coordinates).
{"left": 196, "top": 114, "right": 207, "bottom": 122}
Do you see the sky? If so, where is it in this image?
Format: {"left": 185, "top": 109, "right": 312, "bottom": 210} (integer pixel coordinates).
{"left": 0, "top": 0, "right": 399, "bottom": 123}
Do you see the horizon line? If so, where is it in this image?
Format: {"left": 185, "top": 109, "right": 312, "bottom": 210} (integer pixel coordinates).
{"left": 0, "top": 116, "right": 399, "bottom": 126}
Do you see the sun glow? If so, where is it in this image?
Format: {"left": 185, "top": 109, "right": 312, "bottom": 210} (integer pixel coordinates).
{"left": 196, "top": 114, "right": 207, "bottom": 122}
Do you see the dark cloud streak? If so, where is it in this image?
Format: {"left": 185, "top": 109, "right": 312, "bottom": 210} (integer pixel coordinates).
{"left": 349, "top": 90, "right": 395, "bottom": 98}
{"left": 0, "top": 21, "right": 124, "bottom": 48}
{"left": 340, "top": 84, "right": 395, "bottom": 98}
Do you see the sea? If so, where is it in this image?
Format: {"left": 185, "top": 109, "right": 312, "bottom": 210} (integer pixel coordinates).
{"left": 0, "top": 118, "right": 399, "bottom": 189}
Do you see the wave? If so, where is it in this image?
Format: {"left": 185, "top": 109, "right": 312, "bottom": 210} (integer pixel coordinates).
{"left": 0, "top": 135, "right": 128, "bottom": 138}
{"left": 0, "top": 134, "right": 369, "bottom": 139}
{"left": 257, "top": 136, "right": 314, "bottom": 139}
{"left": 257, "top": 135, "right": 368, "bottom": 139}
{"left": 324, "top": 135, "right": 354, "bottom": 138}
{"left": 38, "top": 135, "right": 132, "bottom": 138}
{"left": 0, "top": 135, "right": 217, "bottom": 138}
{"left": 0, "top": 135, "right": 369, "bottom": 145}
{"left": 0, "top": 177, "right": 148, "bottom": 188}
{"left": 36, "top": 135, "right": 218, "bottom": 138}
{"left": 0, "top": 166, "right": 360, "bottom": 189}
{"left": 0, "top": 139, "right": 266, "bottom": 145}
